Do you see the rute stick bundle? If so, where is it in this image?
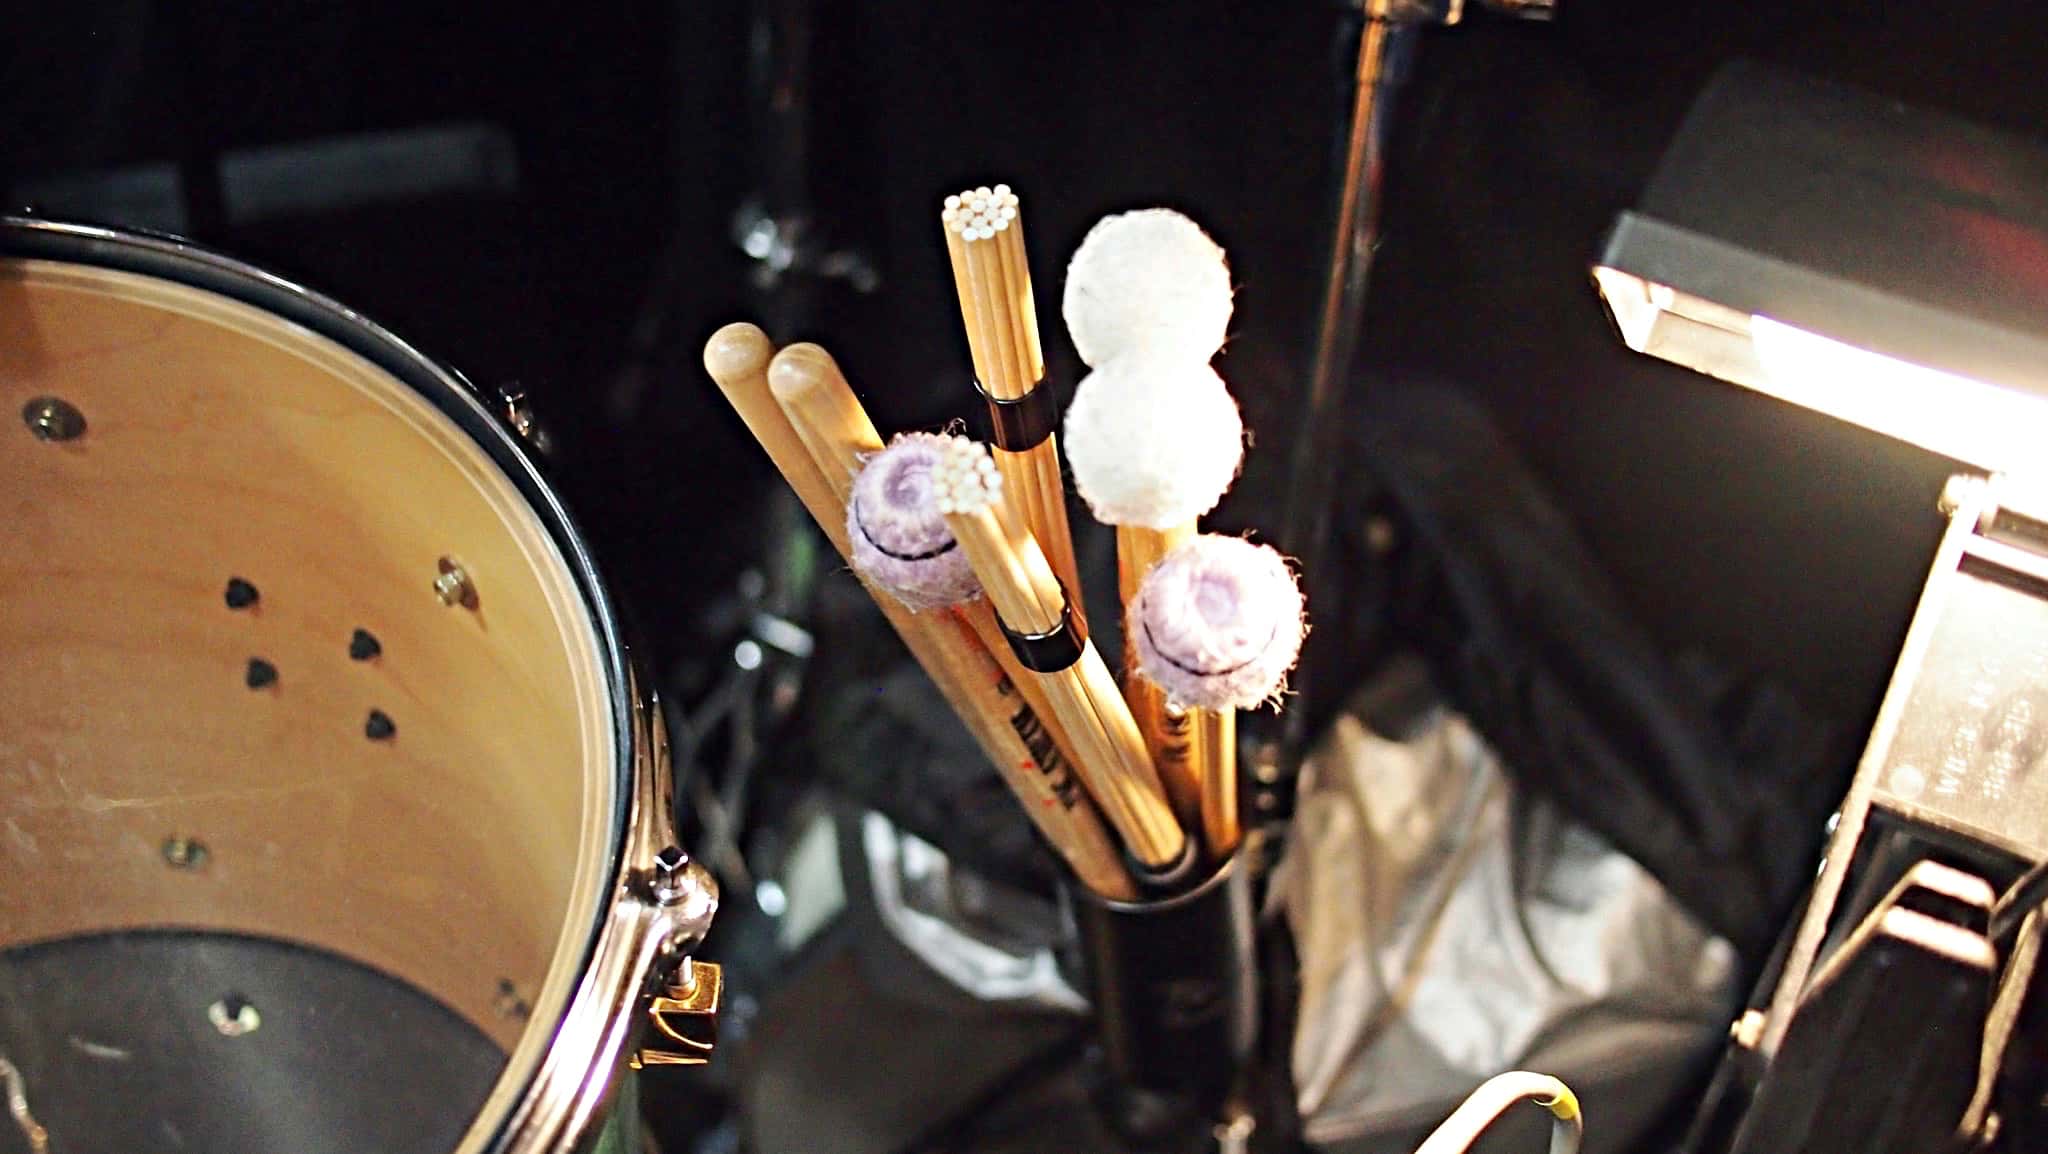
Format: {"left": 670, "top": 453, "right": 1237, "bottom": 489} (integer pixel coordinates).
{"left": 929, "top": 436, "right": 1186, "bottom": 874}
{"left": 940, "top": 186, "right": 1084, "bottom": 605}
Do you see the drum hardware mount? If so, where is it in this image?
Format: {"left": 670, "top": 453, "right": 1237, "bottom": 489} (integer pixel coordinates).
{"left": 633, "top": 847, "right": 724, "bottom": 1068}
{"left": 494, "top": 385, "right": 554, "bottom": 458}
{"left": 21, "top": 396, "right": 85, "bottom": 442}
{"left": 435, "top": 556, "right": 478, "bottom": 609}
{"left": 161, "top": 835, "right": 210, "bottom": 870}
{"left": 664, "top": 566, "right": 816, "bottom": 906}
{"left": 207, "top": 994, "right": 262, "bottom": 1038}
{"left": 648, "top": 846, "right": 721, "bottom": 946}
{"left": 731, "top": 200, "right": 881, "bottom": 297}
{"left": 630, "top": 958, "right": 722, "bottom": 1070}
{"left": 1275, "top": 0, "right": 1554, "bottom": 807}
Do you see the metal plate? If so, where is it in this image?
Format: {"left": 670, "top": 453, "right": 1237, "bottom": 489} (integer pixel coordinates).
{"left": 1874, "top": 559, "right": 2048, "bottom": 858}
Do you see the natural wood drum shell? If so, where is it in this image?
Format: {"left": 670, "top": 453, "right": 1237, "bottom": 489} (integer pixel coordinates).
{"left": 0, "top": 258, "right": 614, "bottom": 1050}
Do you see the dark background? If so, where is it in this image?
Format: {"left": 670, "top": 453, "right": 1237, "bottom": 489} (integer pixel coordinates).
{"left": 11, "top": 0, "right": 2038, "bottom": 736}
{"left": 7, "top": 2, "right": 2047, "bottom": 1147}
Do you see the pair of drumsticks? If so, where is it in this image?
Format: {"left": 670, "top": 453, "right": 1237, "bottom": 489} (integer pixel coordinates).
{"left": 704, "top": 186, "right": 1302, "bottom": 898}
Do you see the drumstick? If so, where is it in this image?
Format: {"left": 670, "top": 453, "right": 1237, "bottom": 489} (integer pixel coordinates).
{"left": 931, "top": 437, "right": 1187, "bottom": 874}
{"left": 939, "top": 185, "right": 1084, "bottom": 606}
{"left": 1130, "top": 535, "right": 1305, "bottom": 855}
{"left": 704, "top": 325, "right": 1134, "bottom": 899}
{"left": 703, "top": 324, "right": 850, "bottom": 556}
{"left": 760, "top": 342, "right": 1135, "bottom": 899}
{"left": 765, "top": 346, "right": 1101, "bottom": 819}
{"left": 764, "top": 346, "right": 1098, "bottom": 785}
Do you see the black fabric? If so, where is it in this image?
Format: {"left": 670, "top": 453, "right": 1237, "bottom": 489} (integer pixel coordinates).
{"left": 814, "top": 663, "right": 1056, "bottom": 896}
{"left": 1347, "top": 382, "right": 1840, "bottom": 959}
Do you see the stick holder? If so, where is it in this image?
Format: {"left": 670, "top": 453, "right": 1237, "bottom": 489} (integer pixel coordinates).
{"left": 1071, "top": 853, "right": 1259, "bottom": 1106}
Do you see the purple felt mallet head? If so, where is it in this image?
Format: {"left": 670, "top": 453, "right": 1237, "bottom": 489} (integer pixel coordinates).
{"left": 847, "top": 432, "right": 983, "bottom": 610}
{"left": 1131, "top": 535, "right": 1304, "bottom": 710}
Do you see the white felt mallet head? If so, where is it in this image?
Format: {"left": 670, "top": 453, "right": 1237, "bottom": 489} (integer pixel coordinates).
{"left": 1064, "top": 355, "right": 1244, "bottom": 530}
{"left": 847, "top": 432, "right": 984, "bottom": 610}
{"left": 1062, "top": 208, "right": 1233, "bottom": 368}
{"left": 1131, "top": 535, "right": 1305, "bottom": 710}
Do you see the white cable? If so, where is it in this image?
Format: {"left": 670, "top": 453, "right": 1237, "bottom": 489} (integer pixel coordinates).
{"left": 1411, "top": 1071, "right": 1583, "bottom": 1154}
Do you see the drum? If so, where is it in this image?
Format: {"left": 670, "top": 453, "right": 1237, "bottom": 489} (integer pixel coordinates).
{"left": 0, "top": 219, "right": 718, "bottom": 1154}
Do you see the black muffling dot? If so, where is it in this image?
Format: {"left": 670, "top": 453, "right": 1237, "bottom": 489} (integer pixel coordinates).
{"left": 365, "top": 710, "right": 396, "bottom": 741}
{"left": 224, "top": 578, "right": 259, "bottom": 610}
{"left": 245, "top": 658, "right": 278, "bottom": 689}
{"left": 349, "top": 629, "right": 382, "bottom": 661}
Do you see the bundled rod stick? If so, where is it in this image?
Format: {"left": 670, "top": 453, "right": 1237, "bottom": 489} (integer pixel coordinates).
{"left": 923, "top": 612, "right": 1135, "bottom": 901}
{"left": 706, "top": 325, "right": 1134, "bottom": 898}
{"left": 955, "top": 598, "right": 1083, "bottom": 780}
{"left": 933, "top": 439, "right": 1187, "bottom": 872}
{"left": 941, "top": 225, "right": 992, "bottom": 389}
{"left": 940, "top": 185, "right": 1084, "bottom": 604}
{"left": 763, "top": 342, "right": 1134, "bottom": 898}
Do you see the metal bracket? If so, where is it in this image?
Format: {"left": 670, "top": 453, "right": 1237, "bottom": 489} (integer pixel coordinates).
{"left": 494, "top": 384, "right": 554, "bottom": 457}
{"left": 631, "top": 959, "right": 723, "bottom": 1069}
{"left": 731, "top": 201, "right": 880, "bottom": 296}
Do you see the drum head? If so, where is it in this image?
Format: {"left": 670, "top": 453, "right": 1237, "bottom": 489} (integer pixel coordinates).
{"left": 0, "top": 221, "right": 631, "bottom": 1154}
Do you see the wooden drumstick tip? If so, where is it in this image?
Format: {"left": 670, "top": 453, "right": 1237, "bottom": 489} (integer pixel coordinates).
{"left": 764, "top": 342, "right": 844, "bottom": 399}
{"left": 703, "top": 322, "right": 773, "bottom": 383}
